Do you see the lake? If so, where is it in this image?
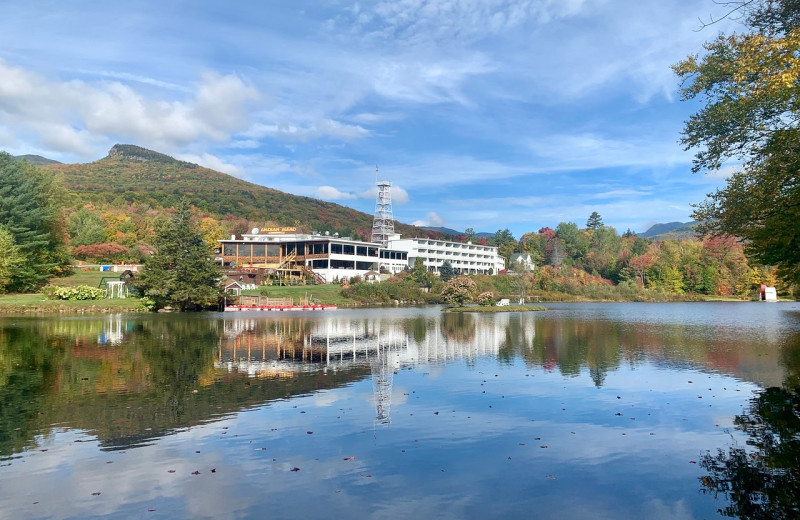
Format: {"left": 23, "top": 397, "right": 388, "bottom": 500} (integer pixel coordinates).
{"left": 1, "top": 303, "right": 799, "bottom": 519}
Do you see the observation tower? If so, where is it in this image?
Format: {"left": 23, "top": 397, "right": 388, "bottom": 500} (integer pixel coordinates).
{"left": 371, "top": 168, "right": 394, "bottom": 246}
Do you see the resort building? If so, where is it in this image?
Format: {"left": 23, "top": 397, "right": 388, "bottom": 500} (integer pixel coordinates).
{"left": 386, "top": 234, "right": 505, "bottom": 275}
{"left": 217, "top": 229, "right": 505, "bottom": 282}
{"left": 217, "top": 228, "right": 409, "bottom": 284}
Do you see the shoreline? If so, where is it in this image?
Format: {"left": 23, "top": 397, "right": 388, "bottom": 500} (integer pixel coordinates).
{"left": 0, "top": 295, "right": 770, "bottom": 317}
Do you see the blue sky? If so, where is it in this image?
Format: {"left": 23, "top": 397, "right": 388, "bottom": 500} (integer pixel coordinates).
{"left": 0, "top": 0, "right": 739, "bottom": 237}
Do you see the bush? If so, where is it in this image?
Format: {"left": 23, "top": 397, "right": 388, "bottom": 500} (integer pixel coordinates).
{"left": 341, "top": 280, "right": 428, "bottom": 303}
{"left": 44, "top": 285, "right": 106, "bottom": 300}
{"left": 441, "top": 276, "right": 477, "bottom": 306}
{"left": 476, "top": 291, "right": 495, "bottom": 306}
{"left": 73, "top": 242, "right": 133, "bottom": 263}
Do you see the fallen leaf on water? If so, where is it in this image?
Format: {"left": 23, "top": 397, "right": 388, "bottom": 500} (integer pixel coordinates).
{"left": 546, "top": 474, "right": 557, "bottom": 480}
{"left": 343, "top": 456, "right": 355, "bottom": 461}
{"left": 306, "top": 431, "right": 314, "bottom": 434}
{"left": 540, "top": 445, "right": 548, "bottom": 448}
{"left": 168, "top": 470, "right": 175, "bottom": 473}
{"left": 291, "top": 467, "right": 300, "bottom": 472}
{"left": 192, "top": 471, "right": 200, "bottom": 475}
{"left": 211, "top": 468, "right": 216, "bottom": 473}
{"left": 91, "top": 492, "right": 101, "bottom": 496}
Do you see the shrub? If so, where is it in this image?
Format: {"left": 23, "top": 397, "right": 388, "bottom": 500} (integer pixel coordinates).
{"left": 45, "top": 285, "right": 106, "bottom": 300}
{"left": 476, "top": 291, "right": 494, "bottom": 306}
{"left": 73, "top": 242, "right": 133, "bottom": 263}
{"left": 440, "top": 276, "right": 477, "bottom": 306}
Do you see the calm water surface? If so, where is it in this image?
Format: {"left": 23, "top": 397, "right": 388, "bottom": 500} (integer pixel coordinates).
{"left": 1, "top": 303, "right": 799, "bottom": 519}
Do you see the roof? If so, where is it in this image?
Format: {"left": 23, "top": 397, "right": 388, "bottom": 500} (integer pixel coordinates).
{"left": 509, "top": 253, "right": 531, "bottom": 262}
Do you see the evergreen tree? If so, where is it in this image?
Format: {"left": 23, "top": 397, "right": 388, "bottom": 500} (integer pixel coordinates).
{"left": 464, "top": 227, "right": 477, "bottom": 242}
{"left": 440, "top": 261, "right": 455, "bottom": 282}
{"left": 586, "top": 211, "right": 604, "bottom": 230}
{"left": 0, "top": 153, "right": 69, "bottom": 291}
{"left": 0, "top": 226, "right": 25, "bottom": 293}
{"left": 135, "top": 200, "right": 224, "bottom": 310}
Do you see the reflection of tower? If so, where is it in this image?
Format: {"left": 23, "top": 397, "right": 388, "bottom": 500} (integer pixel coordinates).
{"left": 99, "top": 314, "right": 125, "bottom": 345}
{"left": 371, "top": 170, "right": 394, "bottom": 246}
{"left": 371, "top": 336, "right": 394, "bottom": 425}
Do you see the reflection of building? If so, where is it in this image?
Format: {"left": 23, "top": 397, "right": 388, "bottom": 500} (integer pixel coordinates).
{"left": 98, "top": 314, "right": 130, "bottom": 345}
{"left": 215, "top": 314, "right": 517, "bottom": 423}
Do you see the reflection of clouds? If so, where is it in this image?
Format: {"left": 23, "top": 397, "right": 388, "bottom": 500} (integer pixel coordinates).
{"left": 1, "top": 434, "right": 258, "bottom": 519}
{"left": 4, "top": 305, "right": 796, "bottom": 518}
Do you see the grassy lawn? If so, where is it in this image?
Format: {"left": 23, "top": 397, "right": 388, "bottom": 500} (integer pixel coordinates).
{"left": 50, "top": 267, "right": 125, "bottom": 288}
{"left": 0, "top": 293, "right": 142, "bottom": 314}
{"left": 0, "top": 267, "right": 142, "bottom": 315}
{"left": 241, "top": 284, "right": 352, "bottom": 305}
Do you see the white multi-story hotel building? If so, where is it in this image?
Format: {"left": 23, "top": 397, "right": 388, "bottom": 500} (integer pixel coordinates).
{"left": 387, "top": 234, "right": 505, "bottom": 275}
{"left": 218, "top": 229, "right": 506, "bottom": 282}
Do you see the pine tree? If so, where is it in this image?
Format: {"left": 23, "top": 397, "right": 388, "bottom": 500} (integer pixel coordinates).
{"left": 440, "top": 261, "right": 455, "bottom": 282}
{"left": 0, "top": 153, "right": 69, "bottom": 291}
{"left": 586, "top": 211, "right": 604, "bottom": 230}
{"left": 135, "top": 200, "right": 224, "bottom": 310}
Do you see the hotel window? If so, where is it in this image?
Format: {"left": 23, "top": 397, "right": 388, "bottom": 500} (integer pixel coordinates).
{"left": 267, "top": 244, "right": 280, "bottom": 256}
{"left": 252, "top": 244, "right": 265, "bottom": 256}
{"left": 223, "top": 243, "right": 236, "bottom": 256}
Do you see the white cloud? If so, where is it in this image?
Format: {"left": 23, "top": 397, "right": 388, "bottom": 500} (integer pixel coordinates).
{"left": 413, "top": 211, "right": 446, "bottom": 227}
{"left": 705, "top": 163, "right": 739, "bottom": 180}
{"left": 0, "top": 59, "right": 259, "bottom": 158}
{"left": 528, "top": 133, "right": 688, "bottom": 171}
{"left": 316, "top": 186, "right": 357, "bottom": 200}
{"left": 358, "top": 185, "right": 410, "bottom": 204}
{"left": 247, "top": 118, "right": 368, "bottom": 142}
{"left": 84, "top": 70, "right": 191, "bottom": 92}
{"left": 175, "top": 152, "right": 243, "bottom": 176}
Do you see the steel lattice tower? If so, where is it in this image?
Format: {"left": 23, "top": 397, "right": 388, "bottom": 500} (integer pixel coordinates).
{"left": 371, "top": 174, "right": 394, "bottom": 246}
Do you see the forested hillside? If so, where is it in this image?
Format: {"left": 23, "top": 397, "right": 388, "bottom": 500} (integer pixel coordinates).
{"left": 48, "top": 144, "right": 442, "bottom": 241}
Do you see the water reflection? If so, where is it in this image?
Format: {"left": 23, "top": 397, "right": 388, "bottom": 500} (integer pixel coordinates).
{"left": 699, "top": 332, "right": 800, "bottom": 518}
{"left": 1, "top": 304, "right": 800, "bottom": 519}
{"left": 1, "top": 305, "right": 797, "bottom": 458}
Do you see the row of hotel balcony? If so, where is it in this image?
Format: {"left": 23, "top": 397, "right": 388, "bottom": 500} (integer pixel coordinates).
{"left": 417, "top": 249, "right": 494, "bottom": 259}
{"left": 412, "top": 240, "right": 496, "bottom": 250}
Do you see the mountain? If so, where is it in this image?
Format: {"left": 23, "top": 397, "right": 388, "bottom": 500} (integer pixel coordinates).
{"left": 424, "top": 226, "right": 462, "bottom": 236}
{"left": 423, "top": 227, "right": 496, "bottom": 240}
{"left": 639, "top": 221, "right": 698, "bottom": 241}
{"left": 14, "top": 154, "right": 61, "bottom": 166}
{"left": 46, "top": 144, "right": 443, "bottom": 239}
